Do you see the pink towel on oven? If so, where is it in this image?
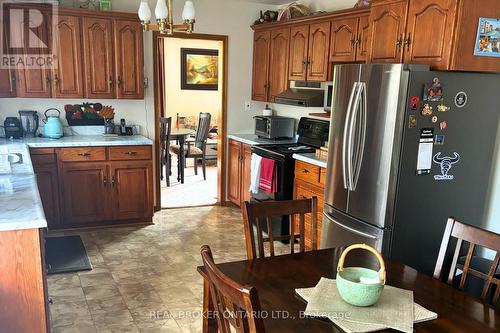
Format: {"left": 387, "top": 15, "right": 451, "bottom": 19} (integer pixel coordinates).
{"left": 259, "top": 157, "right": 277, "bottom": 194}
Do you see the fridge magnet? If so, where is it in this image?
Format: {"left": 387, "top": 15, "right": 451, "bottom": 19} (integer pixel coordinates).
{"left": 416, "top": 128, "right": 434, "bottom": 175}
{"left": 433, "top": 152, "right": 460, "bottom": 181}
{"left": 423, "top": 77, "right": 443, "bottom": 101}
{"left": 435, "top": 134, "right": 445, "bottom": 145}
{"left": 437, "top": 104, "right": 450, "bottom": 112}
{"left": 473, "top": 18, "right": 500, "bottom": 58}
{"left": 409, "top": 115, "right": 417, "bottom": 128}
{"left": 431, "top": 116, "right": 438, "bottom": 123}
{"left": 454, "top": 91, "right": 468, "bottom": 108}
{"left": 421, "top": 104, "right": 433, "bottom": 116}
{"left": 440, "top": 121, "right": 448, "bottom": 130}
{"left": 410, "top": 96, "right": 420, "bottom": 110}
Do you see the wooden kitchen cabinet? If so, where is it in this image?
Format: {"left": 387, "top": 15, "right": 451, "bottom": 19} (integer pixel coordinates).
{"left": 227, "top": 139, "right": 252, "bottom": 207}
{"left": 307, "top": 21, "right": 331, "bottom": 81}
{"left": 114, "top": 19, "right": 144, "bottom": 99}
{"left": 330, "top": 13, "right": 370, "bottom": 63}
{"left": 251, "top": 30, "right": 271, "bottom": 102}
{"left": 0, "top": 24, "right": 16, "bottom": 97}
{"left": 82, "top": 17, "right": 115, "bottom": 99}
{"left": 268, "top": 28, "right": 290, "bottom": 102}
{"left": 289, "top": 25, "right": 309, "bottom": 81}
{"left": 52, "top": 15, "right": 84, "bottom": 98}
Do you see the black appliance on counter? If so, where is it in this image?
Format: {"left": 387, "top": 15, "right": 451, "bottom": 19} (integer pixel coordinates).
{"left": 4, "top": 117, "right": 23, "bottom": 139}
{"left": 251, "top": 117, "right": 330, "bottom": 236}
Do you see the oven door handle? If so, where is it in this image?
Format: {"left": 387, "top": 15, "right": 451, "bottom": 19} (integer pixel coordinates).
{"left": 342, "top": 82, "right": 359, "bottom": 190}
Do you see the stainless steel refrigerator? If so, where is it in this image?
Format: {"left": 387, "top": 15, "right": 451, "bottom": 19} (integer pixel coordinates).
{"left": 320, "top": 63, "right": 500, "bottom": 275}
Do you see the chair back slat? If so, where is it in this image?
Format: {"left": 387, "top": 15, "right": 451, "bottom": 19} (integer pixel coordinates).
{"left": 242, "top": 197, "right": 318, "bottom": 259}
{"left": 200, "top": 246, "right": 265, "bottom": 333}
{"left": 434, "top": 217, "right": 500, "bottom": 306}
{"left": 195, "top": 112, "right": 211, "bottom": 149}
{"left": 159, "top": 117, "right": 172, "bottom": 154}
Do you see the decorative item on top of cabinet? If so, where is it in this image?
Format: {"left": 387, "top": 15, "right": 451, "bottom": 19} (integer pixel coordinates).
{"left": 251, "top": 30, "right": 271, "bottom": 102}
{"left": 227, "top": 139, "right": 252, "bottom": 207}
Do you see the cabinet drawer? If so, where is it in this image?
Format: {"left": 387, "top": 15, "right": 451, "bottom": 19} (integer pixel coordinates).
{"left": 108, "top": 146, "right": 152, "bottom": 161}
{"left": 30, "top": 153, "right": 56, "bottom": 165}
{"left": 58, "top": 147, "right": 106, "bottom": 162}
{"left": 295, "top": 160, "right": 320, "bottom": 184}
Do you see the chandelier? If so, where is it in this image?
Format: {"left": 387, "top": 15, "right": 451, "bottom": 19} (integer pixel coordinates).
{"left": 138, "top": 0, "right": 195, "bottom": 34}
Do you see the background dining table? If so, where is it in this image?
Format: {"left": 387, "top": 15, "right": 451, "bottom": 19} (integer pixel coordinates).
{"left": 170, "top": 127, "right": 195, "bottom": 183}
{"left": 198, "top": 248, "right": 500, "bottom": 333}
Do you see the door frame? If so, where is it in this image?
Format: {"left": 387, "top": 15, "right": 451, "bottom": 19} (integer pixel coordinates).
{"left": 152, "top": 32, "right": 228, "bottom": 211}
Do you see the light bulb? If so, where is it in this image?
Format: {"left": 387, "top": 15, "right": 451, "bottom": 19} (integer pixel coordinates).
{"left": 155, "top": 0, "right": 168, "bottom": 20}
{"left": 182, "top": 0, "right": 195, "bottom": 21}
{"left": 138, "top": 1, "right": 151, "bottom": 22}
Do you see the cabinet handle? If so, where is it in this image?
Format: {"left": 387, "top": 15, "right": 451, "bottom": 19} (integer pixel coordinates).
{"left": 77, "top": 152, "right": 90, "bottom": 157}
{"left": 356, "top": 37, "right": 361, "bottom": 47}
{"left": 124, "top": 151, "right": 137, "bottom": 155}
{"left": 111, "top": 176, "right": 116, "bottom": 186}
{"left": 103, "top": 176, "right": 108, "bottom": 187}
{"left": 302, "top": 58, "right": 307, "bottom": 66}
{"left": 108, "top": 76, "right": 114, "bottom": 86}
{"left": 350, "top": 38, "right": 356, "bottom": 49}
{"left": 117, "top": 76, "right": 123, "bottom": 88}
{"left": 48, "top": 298, "right": 53, "bottom": 305}
{"left": 307, "top": 57, "right": 311, "bottom": 65}
{"left": 302, "top": 169, "right": 310, "bottom": 174}
{"left": 395, "top": 33, "right": 403, "bottom": 51}
{"left": 404, "top": 32, "right": 412, "bottom": 51}
{"left": 54, "top": 74, "right": 61, "bottom": 86}
{"left": 45, "top": 75, "right": 51, "bottom": 84}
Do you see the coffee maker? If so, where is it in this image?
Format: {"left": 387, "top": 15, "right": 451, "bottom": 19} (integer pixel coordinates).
{"left": 18, "top": 110, "right": 39, "bottom": 137}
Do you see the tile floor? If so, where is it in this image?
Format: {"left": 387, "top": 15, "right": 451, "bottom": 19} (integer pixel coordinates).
{"left": 47, "top": 206, "right": 248, "bottom": 333}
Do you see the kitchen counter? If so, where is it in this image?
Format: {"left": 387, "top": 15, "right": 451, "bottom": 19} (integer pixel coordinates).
{"left": 228, "top": 134, "right": 297, "bottom": 146}
{"left": 292, "top": 153, "right": 327, "bottom": 169}
{"left": 0, "top": 135, "right": 153, "bottom": 232}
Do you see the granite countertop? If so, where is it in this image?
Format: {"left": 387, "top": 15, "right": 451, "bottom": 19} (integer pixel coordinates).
{"left": 0, "top": 135, "right": 153, "bottom": 232}
{"left": 292, "top": 153, "right": 328, "bottom": 169}
{"left": 228, "top": 133, "right": 297, "bottom": 146}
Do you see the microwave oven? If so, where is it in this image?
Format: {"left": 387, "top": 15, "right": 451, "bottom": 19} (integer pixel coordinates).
{"left": 254, "top": 116, "right": 295, "bottom": 139}
{"left": 324, "top": 81, "right": 334, "bottom": 112}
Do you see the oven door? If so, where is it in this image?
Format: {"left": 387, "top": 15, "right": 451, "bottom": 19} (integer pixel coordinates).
{"left": 254, "top": 117, "right": 270, "bottom": 138}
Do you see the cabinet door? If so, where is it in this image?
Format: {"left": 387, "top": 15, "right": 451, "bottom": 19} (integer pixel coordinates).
{"left": 251, "top": 30, "right": 270, "bottom": 101}
{"left": 356, "top": 14, "right": 370, "bottom": 62}
{"left": 15, "top": 12, "right": 51, "bottom": 98}
{"left": 241, "top": 144, "right": 252, "bottom": 205}
{"left": 289, "top": 25, "right": 309, "bottom": 81}
{"left": 368, "top": 1, "right": 408, "bottom": 63}
{"left": 110, "top": 161, "right": 153, "bottom": 220}
{"left": 227, "top": 139, "right": 242, "bottom": 206}
{"left": 307, "top": 21, "right": 331, "bottom": 81}
{"left": 268, "top": 28, "right": 290, "bottom": 101}
{"left": 52, "top": 15, "right": 84, "bottom": 98}
{"left": 82, "top": 17, "right": 114, "bottom": 99}
{"left": 330, "top": 17, "right": 358, "bottom": 63}
{"left": 0, "top": 23, "right": 16, "bottom": 97}
{"left": 403, "top": 0, "right": 457, "bottom": 69}
{"left": 33, "top": 163, "right": 61, "bottom": 228}
{"left": 60, "top": 162, "right": 109, "bottom": 225}
{"left": 114, "top": 19, "right": 144, "bottom": 99}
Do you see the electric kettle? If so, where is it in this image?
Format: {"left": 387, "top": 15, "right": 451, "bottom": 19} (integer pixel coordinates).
{"left": 43, "top": 108, "right": 63, "bottom": 139}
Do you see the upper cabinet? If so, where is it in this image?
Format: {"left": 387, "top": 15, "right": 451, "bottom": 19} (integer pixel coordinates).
{"left": 268, "top": 28, "right": 290, "bottom": 101}
{"left": 307, "top": 21, "right": 331, "bottom": 81}
{"left": 82, "top": 17, "right": 115, "bottom": 99}
{"left": 289, "top": 25, "right": 309, "bottom": 81}
{"left": 251, "top": 30, "right": 271, "bottom": 101}
{"left": 330, "top": 13, "right": 370, "bottom": 63}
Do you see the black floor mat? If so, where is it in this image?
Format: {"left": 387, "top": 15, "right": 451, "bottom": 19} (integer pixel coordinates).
{"left": 45, "top": 235, "right": 92, "bottom": 274}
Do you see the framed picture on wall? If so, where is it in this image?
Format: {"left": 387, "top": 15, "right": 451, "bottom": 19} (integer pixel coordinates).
{"left": 181, "top": 48, "right": 219, "bottom": 90}
{"left": 473, "top": 17, "right": 500, "bottom": 57}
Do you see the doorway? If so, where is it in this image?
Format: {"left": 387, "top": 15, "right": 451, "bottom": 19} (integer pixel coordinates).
{"left": 153, "top": 33, "right": 228, "bottom": 210}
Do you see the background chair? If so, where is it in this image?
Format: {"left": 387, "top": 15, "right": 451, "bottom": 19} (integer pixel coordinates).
{"left": 434, "top": 217, "right": 500, "bottom": 306}
{"left": 171, "top": 112, "right": 212, "bottom": 180}
{"left": 159, "top": 117, "right": 172, "bottom": 186}
{"left": 242, "top": 197, "right": 318, "bottom": 260}
{"left": 200, "top": 245, "right": 265, "bottom": 333}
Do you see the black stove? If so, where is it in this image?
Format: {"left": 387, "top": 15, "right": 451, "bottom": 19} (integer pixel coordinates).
{"left": 252, "top": 143, "right": 316, "bottom": 160}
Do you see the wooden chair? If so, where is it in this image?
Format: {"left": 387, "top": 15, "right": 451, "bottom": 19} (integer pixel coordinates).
{"left": 200, "top": 245, "right": 265, "bottom": 333}
{"left": 171, "top": 112, "right": 212, "bottom": 180}
{"left": 159, "top": 117, "right": 172, "bottom": 186}
{"left": 434, "top": 217, "right": 500, "bottom": 306}
{"left": 242, "top": 197, "right": 318, "bottom": 260}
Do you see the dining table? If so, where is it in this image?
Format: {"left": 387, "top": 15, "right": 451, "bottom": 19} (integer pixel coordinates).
{"left": 170, "top": 127, "right": 195, "bottom": 183}
{"left": 197, "top": 248, "right": 500, "bottom": 333}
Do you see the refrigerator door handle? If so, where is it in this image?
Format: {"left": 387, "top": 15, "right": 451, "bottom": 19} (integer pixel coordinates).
{"left": 352, "top": 82, "right": 367, "bottom": 191}
{"left": 342, "top": 82, "right": 359, "bottom": 190}
{"left": 348, "top": 82, "right": 363, "bottom": 191}
{"left": 323, "top": 212, "right": 377, "bottom": 239}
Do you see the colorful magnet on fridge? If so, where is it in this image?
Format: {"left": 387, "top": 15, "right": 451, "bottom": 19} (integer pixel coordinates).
{"left": 410, "top": 96, "right": 420, "bottom": 110}
{"left": 454, "top": 91, "right": 468, "bottom": 108}
{"left": 409, "top": 115, "right": 417, "bottom": 128}
{"left": 440, "top": 121, "right": 448, "bottom": 130}
{"left": 423, "top": 77, "right": 443, "bottom": 102}
{"left": 435, "top": 134, "right": 445, "bottom": 145}
{"left": 421, "top": 104, "right": 433, "bottom": 116}
{"left": 437, "top": 104, "right": 450, "bottom": 112}
{"left": 431, "top": 116, "right": 438, "bottom": 123}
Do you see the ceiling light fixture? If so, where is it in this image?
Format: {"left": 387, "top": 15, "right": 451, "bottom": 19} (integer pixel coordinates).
{"left": 138, "top": 0, "right": 195, "bottom": 34}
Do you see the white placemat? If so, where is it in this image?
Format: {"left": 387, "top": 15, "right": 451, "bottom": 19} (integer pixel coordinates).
{"left": 296, "top": 278, "right": 437, "bottom": 333}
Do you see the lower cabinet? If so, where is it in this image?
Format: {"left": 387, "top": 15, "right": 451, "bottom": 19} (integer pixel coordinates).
{"left": 227, "top": 139, "right": 252, "bottom": 207}
{"left": 293, "top": 160, "right": 326, "bottom": 250}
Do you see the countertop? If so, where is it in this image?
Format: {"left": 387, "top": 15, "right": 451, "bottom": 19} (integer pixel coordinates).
{"left": 228, "top": 134, "right": 297, "bottom": 146}
{"left": 292, "top": 153, "right": 327, "bottom": 169}
{"left": 0, "top": 135, "right": 153, "bottom": 232}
